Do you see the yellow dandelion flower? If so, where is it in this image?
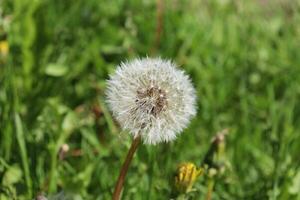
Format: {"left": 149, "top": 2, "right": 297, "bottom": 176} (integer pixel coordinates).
{"left": 0, "top": 40, "right": 9, "bottom": 56}
{"left": 175, "top": 162, "right": 204, "bottom": 193}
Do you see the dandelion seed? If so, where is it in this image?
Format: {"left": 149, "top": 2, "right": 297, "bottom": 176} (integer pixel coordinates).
{"left": 106, "top": 58, "right": 196, "bottom": 144}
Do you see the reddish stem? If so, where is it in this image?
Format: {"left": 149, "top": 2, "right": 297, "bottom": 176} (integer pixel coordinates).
{"left": 112, "top": 136, "right": 141, "bottom": 200}
{"left": 151, "top": 0, "right": 164, "bottom": 54}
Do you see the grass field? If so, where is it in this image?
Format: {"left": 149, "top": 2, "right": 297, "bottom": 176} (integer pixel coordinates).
{"left": 1, "top": 0, "right": 300, "bottom": 199}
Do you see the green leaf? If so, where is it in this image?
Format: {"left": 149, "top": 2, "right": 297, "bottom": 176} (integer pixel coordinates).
{"left": 62, "top": 111, "right": 78, "bottom": 133}
{"left": 45, "top": 63, "right": 68, "bottom": 77}
{"left": 289, "top": 170, "right": 300, "bottom": 194}
{"left": 2, "top": 165, "right": 23, "bottom": 186}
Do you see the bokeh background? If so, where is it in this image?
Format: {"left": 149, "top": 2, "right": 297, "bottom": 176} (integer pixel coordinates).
{"left": 1, "top": 0, "right": 300, "bottom": 199}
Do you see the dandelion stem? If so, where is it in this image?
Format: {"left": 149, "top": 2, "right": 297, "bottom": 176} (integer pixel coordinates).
{"left": 205, "top": 178, "right": 214, "bottom": 200}
{"left": 151, "top": 0, "right": 164, "bottom": 54}
{"left": 113, "top": 136, "right": 141, "bottom": 200}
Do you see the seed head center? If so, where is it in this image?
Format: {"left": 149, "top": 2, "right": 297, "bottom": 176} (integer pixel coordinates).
{"left": 136, "top": 85, "right": 168, "bottom": 116}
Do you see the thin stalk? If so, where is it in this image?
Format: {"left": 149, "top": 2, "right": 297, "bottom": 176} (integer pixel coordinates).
{"left": 151, "top": 0, "right": 164, "bottom": 54}
{"left": 48, "top": 145, "right": 58, "bottom": 193}
{"left": 205, "top": 178, "right": 214, "bottom": 200}
{"left": 48, "top": 122, "right": 73, "bottom": 193}
{"left": 15, "top": 113, "right": 32, "bottom": 198}
{"left": 146, "top": 148, "right": 156, "bottom": 200}
{"left": 113, "top": 136, "right": 141, "bottom": 200}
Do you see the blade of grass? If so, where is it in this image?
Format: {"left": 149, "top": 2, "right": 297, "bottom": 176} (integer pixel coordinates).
{"left": 48, "top": 111, "right": 77, "bottom": 193}
{"left": 146, "top": 148, "right": 156, "bottom": 200}
{"left": 14, "top": 113, "right": 32, "bottom": 198}
{"left": 99, "top": 98, "right": 118, "bottom": 135}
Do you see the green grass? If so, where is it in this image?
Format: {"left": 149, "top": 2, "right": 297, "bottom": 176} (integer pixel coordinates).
{"left": 1, "top": 0, "right": 300, "bottom": 199}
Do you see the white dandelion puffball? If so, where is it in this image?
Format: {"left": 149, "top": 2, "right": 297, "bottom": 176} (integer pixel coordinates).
{"left": 106, "top": 58, "right": 197, "bottom": 145}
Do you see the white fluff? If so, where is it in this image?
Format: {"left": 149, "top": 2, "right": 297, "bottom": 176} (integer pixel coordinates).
{"left": 106, "top": 58, "right": 197, "bottom": 145}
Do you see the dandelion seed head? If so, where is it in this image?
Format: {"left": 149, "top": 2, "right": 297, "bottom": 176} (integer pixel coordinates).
{"left": 106, "top": 58, "right": 196, "bottom": 144}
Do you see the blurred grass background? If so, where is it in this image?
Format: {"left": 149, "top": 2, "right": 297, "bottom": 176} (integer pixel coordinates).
{"left": 1, "top": 0, "right": 300, "bottom": 199}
